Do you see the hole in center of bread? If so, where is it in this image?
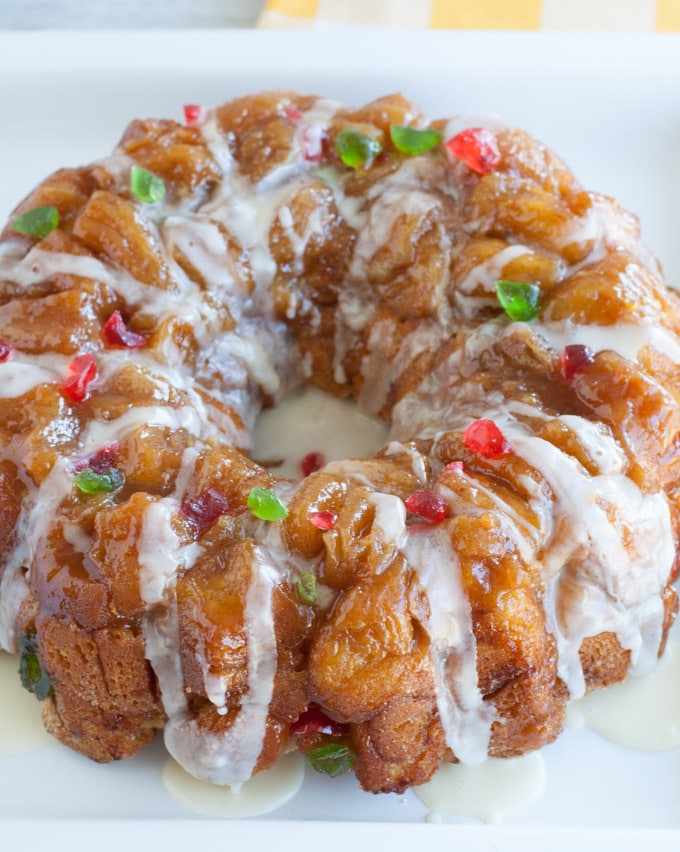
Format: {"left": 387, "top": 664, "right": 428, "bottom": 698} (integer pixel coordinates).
{"left": 251, "top": 386, "right": 388, "bottom": 480}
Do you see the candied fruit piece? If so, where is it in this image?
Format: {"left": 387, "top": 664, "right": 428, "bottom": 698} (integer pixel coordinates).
{"left": 305, "top": 743, "right": 356, "bottom": 777}
{"left": 83, "top": 442, "right": 120, "bottom": 474}
{"left": 404, "top": 490, "right": 448, "bottom": 523}
{"left": 390, "top": 124, "right": 442, "bottom": 155}
{"left": 495, "top": 280, "right": 541, "bottom": 322}
{"left": 309, "top": 510, "right": 337, "bottom": 531}
{"left": 335, "top": 128, "right": 382, "bottom": 168}
{"left": 102, "top": 311, "right": 147, "bottom": 349}
{"left": 18, "top": 632, "right": 53, "bottom": 700}
{"left": 445, "top": 127, "right": 500, "bottom": 174}
{"left": 13, "top": 205, "right": 59, "bottom": 239}
{"left": 61, "top": 353, "right": 97, "bottom": 403}
{"left": 284, "top": 104, "right": 303, "bottom": 122}
{"left": 74, "top": 467, "right": 125, "bottom": 495}
{"left": 462, "top": 419, "right": 511, "bottom": 458}
{"left": 560, "top": 344, "right": 595, "bottom": 379}
{"left": 247, "top": 486, "right": 288, "bottom": 521}
{"left": 180, "top": 487, "right": 229, "bottom": 533}
{"left": 183, "top": 104, "right": 208, "bottom": 126}
{"left": 301, "top": 451, "right": 325, "bottom": 477}
{"left": 291, "top": 705, "right": 349, "bottom": 737}
{"left": 130, "top": 165, "right": 166, "bottom": 204}
{"left": 295, "top": 572, "right": 317, "bottom": 605}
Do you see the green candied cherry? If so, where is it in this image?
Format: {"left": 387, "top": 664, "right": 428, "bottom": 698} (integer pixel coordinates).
{"left": 12, "top": 205, "right": 59, "bottom": 239}
{"left": 295, "top": 572, "right": 317, "bottom": 605}
{"left": 334, "top": 128, "right": 382, "bottom": 168}
{"left": 247, "top": 486, "right": 288, "bottom": 521}
{"left": 495, "top": 280, "right": 541, "bottom": 322}
{"left": 130, "top": 165, "right": 166, "bottom": 203}
{"left": 305, "top": 743, "right": 356, "bottom": 777}
{"left": 74, "top": 467, "right": 125, "bottom": 495}
{"left": 18, "top": 632, "right": 54, "bottom": 700}
{"left": 389, "top": 124, "right": 442, "bottom": 155}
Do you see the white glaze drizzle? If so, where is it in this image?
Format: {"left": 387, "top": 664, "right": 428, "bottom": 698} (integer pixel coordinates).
{"left": 138, "top": 499, "right": 198, "bottom": 606}
{"left": 535, "top": 318, "right": 680, "bottom": 364}
{"left": 455, "top": 244, "right": 532, "bottom": 295}
{"left": 510, "top": 431, "right": 672, "bottom": 697}
{"left": 0, "top": 459, "right": 73, "bottom": 652}
{"left": 392, "top": 311, "right": 674, "bottom": 701}
{"left": 162, "top": 546, "right": 280, "bottom": 787}
{"left": 0, "top": 96, "right": 676, "bottom": 788}
{"left": 0, "top": 358, "right": 63, "bottom": 398}
{"left": 404, "top": 525, "right": 495, "bottom": 764}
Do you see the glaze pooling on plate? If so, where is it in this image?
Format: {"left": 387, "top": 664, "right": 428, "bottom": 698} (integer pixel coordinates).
{"left": 416, "top": 752, "right": 547, "bottom": 824}
{"left": 0, "top": 90, "right": 677, "bottom": 797}
{"left": 566, "top": 639, "right": 680, "bottom": 750}
{"left": 162, "top": 751, "right": 306, "bottom": 816}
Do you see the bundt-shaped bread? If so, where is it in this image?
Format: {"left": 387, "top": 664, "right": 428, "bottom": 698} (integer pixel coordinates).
{"left": 0, "top": 92, "right": 677, "bottom": 794}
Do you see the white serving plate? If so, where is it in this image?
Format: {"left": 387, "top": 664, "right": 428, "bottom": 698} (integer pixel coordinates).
{"left": 0, "top": 28, "right": 678, "bottom": 851}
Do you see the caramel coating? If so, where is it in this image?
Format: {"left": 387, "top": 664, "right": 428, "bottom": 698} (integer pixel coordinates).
{"left": 0, "top": 91, "right": 677, "bottom": 796}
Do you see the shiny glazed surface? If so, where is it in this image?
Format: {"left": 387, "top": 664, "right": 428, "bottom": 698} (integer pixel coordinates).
{"left": 0, "top": 91, "right": 677, "bottom": 794}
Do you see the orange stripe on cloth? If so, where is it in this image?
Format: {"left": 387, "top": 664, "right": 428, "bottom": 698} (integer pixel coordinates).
{"left": 657, "top": 0, "right": 680, "bottom": 31}
{"left": 258, "top": 0, "right": 679, "bottom": 32}
{"left": 264, "top": 0, "right": 319, "bottom": 19}
{"left": 430, "top": 0, "right": 542, "bottom": 30}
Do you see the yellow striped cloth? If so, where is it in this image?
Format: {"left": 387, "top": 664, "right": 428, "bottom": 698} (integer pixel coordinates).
{"left": 258, "top": 0, "right": 680, "bottom": 31}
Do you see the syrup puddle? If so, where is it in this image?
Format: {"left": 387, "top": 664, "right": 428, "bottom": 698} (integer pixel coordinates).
{"left": 415, "top": 753, "right": 546, "bottom": 823}
{"left": 566, "top": 639, "right": 680, "bottom": 750}
{"left": 0, "top": 650, "right": 54, "bottom": 754}
{"left": 162, "top": 751, "right": 305, "bottom": 817}
{"left": 252, "top": 385, "right": 388, "bottom": 478}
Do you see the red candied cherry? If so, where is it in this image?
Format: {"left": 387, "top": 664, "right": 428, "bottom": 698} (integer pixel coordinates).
{"left": 102, "top": 310, "right": 147, "bottom": 348}
{"left": 445, "top": 127, "right": 501, "bottom": 175}
{"left": 291, "top": 705, "right": 350, "bottom": 738}
{"left": 284, "top": 104, "right": 303, "bottom": 122}
{"left": 405, "top": 490, "right": 448, "bottom": 524}
{"left": 301, "top": 451, "right": 325, "bottom": 477}
{"left": 560, "top": 344, "right": 595, "bottom": 380}
{"left": 462, "top": 419, "right": 511, "bottom": 459}
{"left": 74, "top": 442, "right": 120, "bottom": 474}
{"left": 183, "top": 104, "right": 208, "bottom": 127}
{"left": 309, "top": 510, "right": 337, "bottom": 531}
{"left": 180, "top": 487, "right": 229, "bottom": 533}
{"left": 61, "top": 353, "right": 97, "bottom": 403}
{"left": 0, "top": 342, "right": 12, "bottom": 362}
